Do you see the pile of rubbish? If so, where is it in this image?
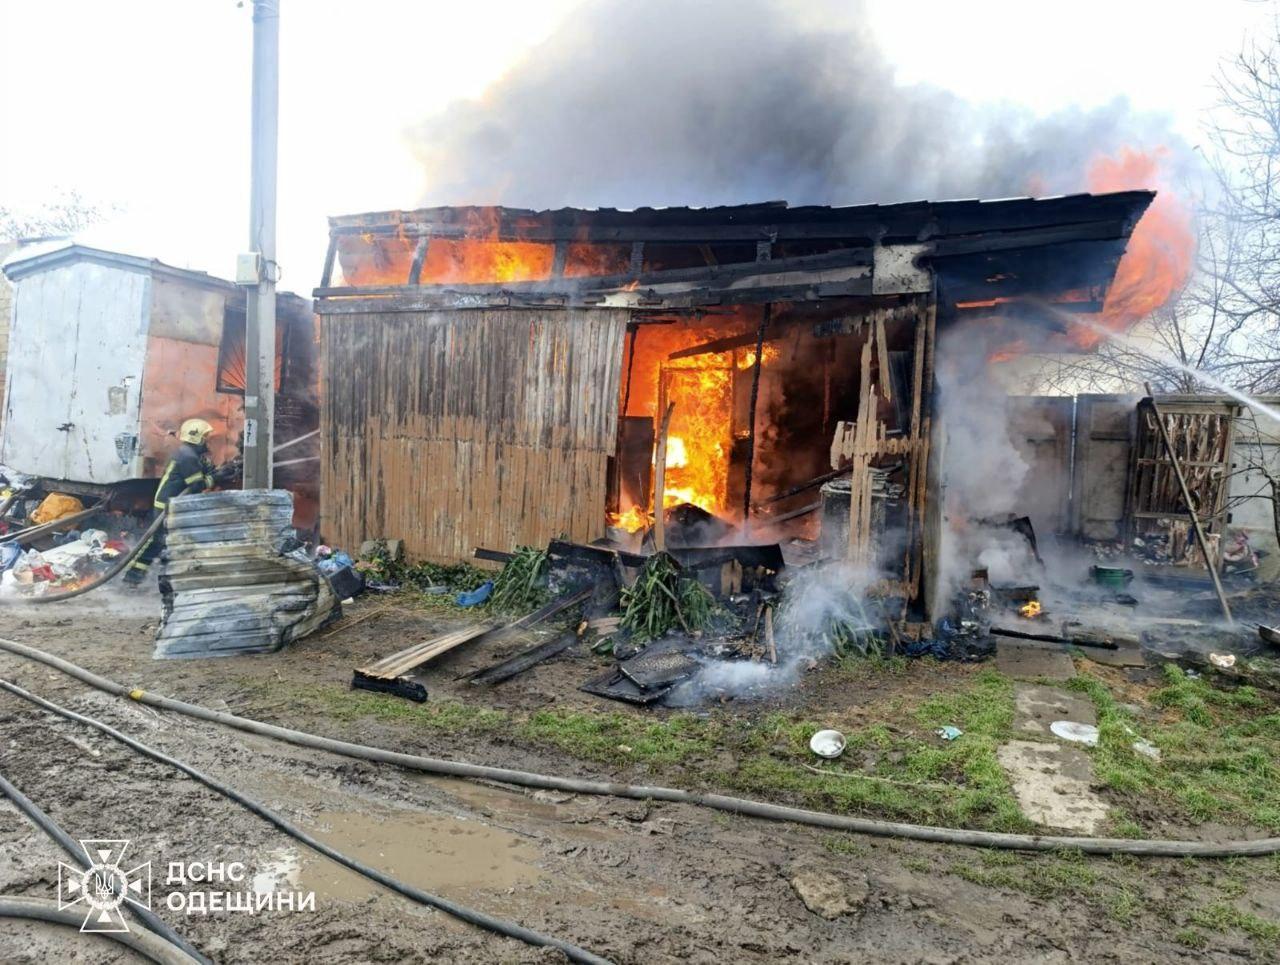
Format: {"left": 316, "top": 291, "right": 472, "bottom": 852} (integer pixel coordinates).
{"left": 0, "top": 481, "right": 151, "bottom": 599}
{"left": 1, "top": 529, "right": 131, "bottom": 597}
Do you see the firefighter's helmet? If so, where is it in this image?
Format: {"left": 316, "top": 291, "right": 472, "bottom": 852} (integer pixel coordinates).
{"left": 179, "top": 418, "right": 215, "bottom": 446}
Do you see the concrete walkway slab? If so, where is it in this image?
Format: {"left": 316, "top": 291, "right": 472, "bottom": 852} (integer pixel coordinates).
{"left": 996, "top": 642, "right": 1076, "bottom": 681}
{"left": 997, "top": 740, "right": 1109, "bottom": 833}
{"left": 1082, "top": 642, "right": 1146, "bottom": 668}
{"left": 1013, "top": 683, "right": 1096, "bottom": 738}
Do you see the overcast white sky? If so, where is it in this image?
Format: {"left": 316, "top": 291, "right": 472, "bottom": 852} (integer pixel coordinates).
{"left": 1, "top": 0, "right": 1274, "bottom": 290}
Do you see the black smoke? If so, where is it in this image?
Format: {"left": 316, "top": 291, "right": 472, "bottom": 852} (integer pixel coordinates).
{"left": 410, "top": 0, "right": 1186, "bottom": 208}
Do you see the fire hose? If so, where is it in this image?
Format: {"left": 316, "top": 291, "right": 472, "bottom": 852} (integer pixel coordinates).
{"left": 0, "top": 768, "right": 208, "bottom": 964}
{"left": 0, "top": 677, "right": 614, "bottom": 965}
{"left": 0, "top": 897, "right": 199, "bottom": 965}
{"left": 0, "top": 636, "right": 1278, "bottom": 859}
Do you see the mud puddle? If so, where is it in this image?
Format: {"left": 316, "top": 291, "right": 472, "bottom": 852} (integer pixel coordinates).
{"left": 424, "top": 775, "right": 620, "bottom": 844}
{"left": 293, "top": 804, "right": 544, "bottom": 903}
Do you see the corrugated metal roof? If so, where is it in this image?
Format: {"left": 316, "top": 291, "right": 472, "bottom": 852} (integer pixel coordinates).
{"left": 1, "top": 243, "right": 311, "bottom": 309}
{"left": 327, "top": 191, "right": 1154, "bottom": 242}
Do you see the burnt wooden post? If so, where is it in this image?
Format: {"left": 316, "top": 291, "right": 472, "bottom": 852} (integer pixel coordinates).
{"left": 408, "top": 235, "right": 430, "bottom": 285}
{"left": 653, "top": 402, "right": 677, "bottom": 552}
{"left": 319, "top": 235, "right": 338, "bottom": 288}
{"left": 741, "top": 303, "right": 773, "bottom": 528}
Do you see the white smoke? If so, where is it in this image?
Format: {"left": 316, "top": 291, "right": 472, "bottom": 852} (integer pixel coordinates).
{"left": 936, "top": 321, "right": 1038, "bottom": 601}
{"left": 677, "top": 561, "right": 879, "bottom": 701}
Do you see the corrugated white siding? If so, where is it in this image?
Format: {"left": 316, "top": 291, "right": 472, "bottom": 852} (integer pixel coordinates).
{"left": 0, "top": 262, "right": 150, "bottom": 482}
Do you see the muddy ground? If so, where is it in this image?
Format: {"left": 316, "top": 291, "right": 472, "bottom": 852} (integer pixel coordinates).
{"left": 0, "top": 586, "right": 1276, "bottom": 963}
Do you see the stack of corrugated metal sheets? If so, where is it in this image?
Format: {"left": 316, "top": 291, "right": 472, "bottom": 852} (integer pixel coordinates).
{"left": 154, "top": 489, "right": 337, "bottom": 659}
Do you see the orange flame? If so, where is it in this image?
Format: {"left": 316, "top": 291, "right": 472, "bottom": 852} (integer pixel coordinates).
{"left": 975, "top": 149, "right": 1195, "bottom": 363}
{"left": 608, "top": 504, "right": 652, "bottom": 533}
{"left": 1019, "top": 600, "right": 1043, "bottom": 619}
{"left": 738, "top": 344, "right": 779, "bottom": 370}
{"left": 665, "top": 436, "right": 689, "bottom": 468}
{"left": 421, "top": 208, "right": 552, "bottom": 284}
{"left": 661, "top": 363, "right": 733, "bottom": 513}
{"left": 1078, "top": 148, "right": 1195, "bottom": 348}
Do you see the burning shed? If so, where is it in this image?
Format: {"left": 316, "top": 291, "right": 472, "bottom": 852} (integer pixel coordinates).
{"left": 314, "top": 193, "right": 1152, "bottom": 615}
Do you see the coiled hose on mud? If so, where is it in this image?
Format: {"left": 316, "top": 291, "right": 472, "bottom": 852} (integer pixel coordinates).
{"left": 0, "top": 636, "right": 1277, "bottom": 859}
{"left": 0, "top": 768, "right": 208, "bottom": 963}
{"left": 0, "top": 896, "right": 200, "bottom": 965}
{"left": 0, "top": 676, "right": 615, "bottom": 965}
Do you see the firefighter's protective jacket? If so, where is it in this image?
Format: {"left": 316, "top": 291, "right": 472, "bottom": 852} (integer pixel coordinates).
{"left": 153, "top": 442, "right": 215, "bottom": 510}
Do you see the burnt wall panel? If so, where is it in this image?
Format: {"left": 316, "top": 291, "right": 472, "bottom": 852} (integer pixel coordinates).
{"left": 319, "top": 308, "right": 629, "bottom": 560}
{"left": 1071, "top": 394, "right": 1136, "bottom": 541}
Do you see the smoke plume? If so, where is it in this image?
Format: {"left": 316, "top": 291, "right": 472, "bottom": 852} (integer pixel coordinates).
{"left": 411, "top": 0, "right": 1185, "bottom": 209}
{"left": 935, "top": 322, "right": 1040, "bottom": 601}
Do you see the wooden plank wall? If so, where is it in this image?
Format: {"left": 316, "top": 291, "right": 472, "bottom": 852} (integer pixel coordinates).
{"left": 319, "top": 308, "right": 630, "bottom": 560}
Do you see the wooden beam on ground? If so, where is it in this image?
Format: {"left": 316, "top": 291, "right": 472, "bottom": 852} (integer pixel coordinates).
{"left": 354, "top": 586, "right": 593, "bottom": 682}
{"left": 465, "top": 630, "right": 578, "bottom": 686}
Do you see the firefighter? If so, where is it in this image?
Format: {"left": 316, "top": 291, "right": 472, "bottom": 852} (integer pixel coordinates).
{"left": 123, "top": 419, "right": 221, "bottom": 587}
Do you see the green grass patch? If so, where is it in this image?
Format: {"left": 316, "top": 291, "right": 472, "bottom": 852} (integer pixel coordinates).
{"left": 948, "top": 850, "right": 1142, "bottom": 923}
{"left": 822, "top": 834, "right": 868, "bottom": 857}
{"left": 1174, "top": 927, "right": 1208, "bottom": 949}
{"left": 1190, "top": 902, "right": 1280, "bottom": 943}
{"left": 257, "top": 666, "right": 1028, "bottom": 831}
{"left": 1068, "top": 665, "right": 1280, "bottom": 832}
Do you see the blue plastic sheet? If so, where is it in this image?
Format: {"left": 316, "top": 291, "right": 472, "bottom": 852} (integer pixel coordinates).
{"left": 456, "top": 581, "right": 494, "bottom": 607}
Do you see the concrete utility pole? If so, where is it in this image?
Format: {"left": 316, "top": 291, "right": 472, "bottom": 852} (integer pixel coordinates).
{"left": 243, "top": 0, "right": 279, "bottom": 489}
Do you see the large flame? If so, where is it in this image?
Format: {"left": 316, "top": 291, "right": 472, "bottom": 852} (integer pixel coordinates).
{"left": 1078, "top": 148, "right": 1195, "bottom": 348}
{"left": 661, "top": 362, "right": 733, "bottom": 512}
{"left": 665, "top": 436, "right": 689, "bottom": 468}
{"left": 609, "top": 504, "right": 652, "bottom": 534}
{"left": 978, "top": 148, "right": 1196, "bottom": 364}
{"left": 421, "top": 208, "right": 552, "bottom": 284}
{"left": 608, "top": 320, "right": 773, "bottom": 528}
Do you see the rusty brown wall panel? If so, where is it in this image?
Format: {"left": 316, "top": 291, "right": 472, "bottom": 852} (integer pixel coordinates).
{"left": 319, "top": 308, "right": 629, "bottom": 560}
